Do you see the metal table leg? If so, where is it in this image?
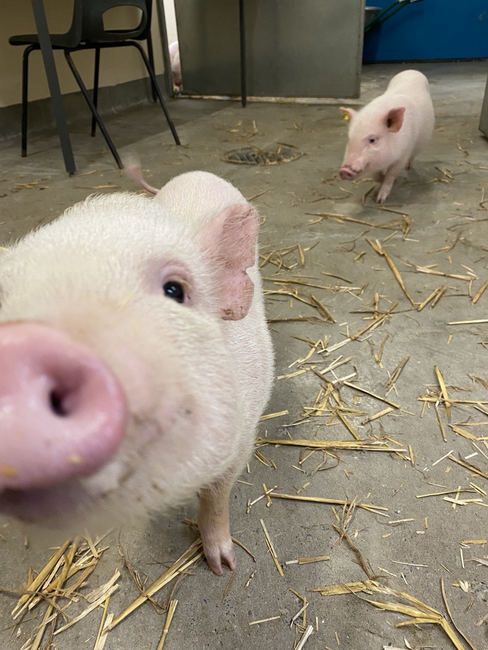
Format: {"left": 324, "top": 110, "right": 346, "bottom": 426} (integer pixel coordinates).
{"left": 239, "top": 0, "right": 247, "bottom": 107}
{"left": 155, "top": 0, "right": 175, "bottom": 99}
{"left": 31, "top": 0, "right": 76, "bottom": 175}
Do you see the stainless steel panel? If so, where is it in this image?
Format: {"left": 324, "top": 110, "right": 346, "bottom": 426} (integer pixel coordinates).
{"left": 174, "top": 0, "right": 365, "bottom": 99}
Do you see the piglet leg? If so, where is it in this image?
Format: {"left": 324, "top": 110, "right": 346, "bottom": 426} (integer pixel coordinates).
{"left": 376, "top": 161, "right": 404, "bottom": 204}
{"left": 198, "top": 476, "right": 236, "bottom": 575}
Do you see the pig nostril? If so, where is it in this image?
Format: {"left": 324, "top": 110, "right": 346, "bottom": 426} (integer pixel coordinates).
{"left": 49, "top": 390, "right": 69, "bottom": 417}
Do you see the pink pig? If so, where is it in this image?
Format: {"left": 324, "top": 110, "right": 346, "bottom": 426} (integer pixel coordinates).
{"left": 0, "top": 171, "right": 274, "bottom": 575}
{"left": 339, "top": 70, "right": 435, "bottom": 203}
{"left": 168, "top": 41, "right": 182, "bottom": 90}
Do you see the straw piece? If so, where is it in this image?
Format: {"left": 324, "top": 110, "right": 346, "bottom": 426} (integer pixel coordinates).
{"left": 419, "top": 397, "right": 488, "bottom": 405}
{"left": 297, "top": 556, "right": 330, "bottom": 565}
{"left": 269, "top": 493, "right": 388, "bottom": 516}
{"left": 350, "top": 302, "right": 398, "bottom": 341}
{"left": 416, "top": 488, "right": 476, "bottom": 499}
{"left": 435, "top": 366, "right": 451, "bottom": 418}
{"left": 93, "top": 612, "right": 113, "bottom": 650}
{"left": 310, "top": 294, "right": 336, "bottom": 322}
{"left": 311, "top": 579, "right": 379, "bottom": 596}
{"left": 413, "top": 265, "right": 472, "bottom": 281}
{"left": 54, "top": 585, "right": 119, "bottom": 636}
{"left": 260, "top": 519, "right": 284, "bottom": 577}
{"left": 222, "top": 573, "right": 236, "bottom": 601}
{"left": 385, "top": 355, "right": 410, "bottom": 392}
{"left": 417, "top": 287, "right": 443, "bottom": 311}
{"left": 308, "top": 212, "right": 402, "bottom": 231}
{"left": 259, "top": 410, "right": 289, "bottom": 421}
{"left": 256, "top": 438, "right": 406, "bottom": 452}
{"left": 30, "top": 601, "right": 55, "bottom": 650}
{"left": 361, "top": 407, "right": 394, "bottom": 425}
{"left": 106, "top": 539, "right": 203, "bottom": 631}
{"left": 12, "top": 539, "right": 72, "bottom": 619}
{"left": 342, "top": 381, "right": 400, "bottom": 409}
{"left": 295, "top": 624, "right": 314, "bottom": 650}
{"left": 245, "top": 570, "right": 257, "bottom": 588}
{"left": 450, "top": 425, "right": 484, "bottom": 441}
{"left": 85, "top": 570, "right": 120, "bottom": 605}
{"left": 448, "top": 319, "right": 488, "bottom": 325}
{"left": 333, "top": 522, "right": 374, "bottom": 579}
{"left": 92, "top": 591, "right": 114, "bottom": 650}
{"left": 363, "top": 585, "right": 468, "bottom": 650}
{"left": 231, "top": 536, "right": 257, "bottom": 562}
{"left": 263, "top": 277, "right": 338, "bottom": 291}
{"left": 249, "top": 615, "right": 281, "bottom": 626}
{"left": 449, "top": 455, "right": 488, "bottom": 481}
{"left": 156, "top": 599, "right": 178, "bottom": 650}
{"left": 440, "top": 578, "right": 478, "bottom": 650}
{"left": 471, "top": 280, "right": 488, "bottom": 305}
{"left": 431, "top": 285, "right": 447, "bottom": 308}
{"left": 290, "top": 602, "right": 309, "bottom": 627}
{"left": 367, "top": 239, "right": 417, "bottom": 307}
{"left": 435, "top": 404, "right": 447, "bottom": 442}
{"left": 335, "top": 410, "right": 362, "bottom": 440}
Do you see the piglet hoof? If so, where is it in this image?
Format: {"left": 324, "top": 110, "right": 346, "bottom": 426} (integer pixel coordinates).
{"left": 375, "top": 187, "right": 391, "bottom": 204}
{"left": 202, "top": 536, "right": 236, "bottom": 575}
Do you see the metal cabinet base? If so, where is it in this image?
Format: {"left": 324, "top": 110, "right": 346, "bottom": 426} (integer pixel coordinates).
{"left": 480, "top": 75, "right": 488, "bottom": 137}
{"left": 174, "top": 0, "right": 365, "bottom": 99}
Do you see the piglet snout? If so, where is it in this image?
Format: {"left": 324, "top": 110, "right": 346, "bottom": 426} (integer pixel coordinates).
{"left": 339, "top": 166, "right": 358, "bottom": 181}
{"left": 0, "top": 322, "right": 127, "bottom": 492}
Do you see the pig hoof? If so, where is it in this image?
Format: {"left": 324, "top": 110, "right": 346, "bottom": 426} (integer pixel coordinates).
{"left": 375, "top": 189, "right": 390, "bottom": 204}
{"left": 203, "top": 538, "right": 236, "bottom": 575}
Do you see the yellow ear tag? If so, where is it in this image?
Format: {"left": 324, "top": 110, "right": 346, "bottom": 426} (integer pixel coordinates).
{"left": 343, "top": 113, "right": 350, "bottom": 122}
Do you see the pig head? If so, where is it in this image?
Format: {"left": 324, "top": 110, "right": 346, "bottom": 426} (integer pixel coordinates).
{"left": 0, "top": 172, "right": 274, "bottom": 574}
{"left": 339, "top": 105, "right": 406, "bottom": 182}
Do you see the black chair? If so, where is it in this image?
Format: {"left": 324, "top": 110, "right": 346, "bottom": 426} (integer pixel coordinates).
{"left": 9, "top": 0, "right": 180, "bottom": 169}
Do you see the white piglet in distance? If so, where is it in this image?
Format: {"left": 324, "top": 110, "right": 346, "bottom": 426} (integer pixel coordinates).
{"left": 339, "top": 70, "right": 435, "bottom": 203}
{"left": 0, "top": 171, "right": 274, "bottom": 575}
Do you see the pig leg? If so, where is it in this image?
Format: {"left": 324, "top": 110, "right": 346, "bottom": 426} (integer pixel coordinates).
{"left": 197, "top": 475, "right": 236, "bottom": 575}
{"left": 376, "top": 161, "right": 404, "bottom": 204}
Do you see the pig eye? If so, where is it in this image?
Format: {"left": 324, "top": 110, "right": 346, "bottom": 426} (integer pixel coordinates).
{"left": 163, "top": 280, "right": 185, "bottom": 304}
{"left": 368, "top": 136, "right": 378, "bottom": 145}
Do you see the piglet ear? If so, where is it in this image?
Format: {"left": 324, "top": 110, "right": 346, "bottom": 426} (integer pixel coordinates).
{"left": 340, "top": 107, "right": 356, "bottom": 122}
{"left": 385, "top": 107, "right": 405, "bottom": 132}
{"left": 201, "top": 204, "right": 258, "bottom": 321}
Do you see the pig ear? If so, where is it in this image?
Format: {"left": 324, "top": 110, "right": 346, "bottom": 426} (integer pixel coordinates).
{"left": 385, "top": 107, "right": 406, "bottom": 133}
{"left": 201, "top": 204, "right": 258, "bottom": 321}
{"left": 340, "top": 107, "right": 356, "bottom": 122}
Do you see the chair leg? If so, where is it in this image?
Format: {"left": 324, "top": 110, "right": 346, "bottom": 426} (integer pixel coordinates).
{"left": 91, "top": 46, "right": 101, "bottom": 136}
{"left": 64, "top": 50, "right": 123, "bottom": 169}
{"left": 130, "top": 42, "right": 180, "bottom": 146}
{"left": 21, "top": 45, "right": 37, "bottom": 157}
{"left": 146, "top": 31, "right": 157, "bottom": 102}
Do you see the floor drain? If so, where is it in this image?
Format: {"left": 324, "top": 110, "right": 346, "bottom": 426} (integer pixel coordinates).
{"left": 223, "top": 145, "right": 301, "bottom": 166}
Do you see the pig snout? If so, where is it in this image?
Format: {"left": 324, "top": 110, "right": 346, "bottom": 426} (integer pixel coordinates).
{"left": 0, "top": 322, "right": 128, "bottom": 493}
{"left": 339, "top": 166, "right": 358, "bottom": 181}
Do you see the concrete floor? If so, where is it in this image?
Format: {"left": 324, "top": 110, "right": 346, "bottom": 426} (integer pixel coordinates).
{"left": 1, "top": 61, "right": 488, "bottom": 650}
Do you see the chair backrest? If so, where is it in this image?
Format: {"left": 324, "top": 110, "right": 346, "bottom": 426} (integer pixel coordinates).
{"left": 78, "top": 0, "right": 152, "bottom": 43}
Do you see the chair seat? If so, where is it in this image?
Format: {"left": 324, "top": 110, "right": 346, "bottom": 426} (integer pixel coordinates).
{"left": 9, "top": 33, "right": 77, "bottom": 48}
{"left": 10, "top": 32, "right": 145, "bottom": 48}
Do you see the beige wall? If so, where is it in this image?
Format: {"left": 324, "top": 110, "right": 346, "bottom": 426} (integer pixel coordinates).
{"left": 0, "top": 0, "right": 175, "bottom": 108}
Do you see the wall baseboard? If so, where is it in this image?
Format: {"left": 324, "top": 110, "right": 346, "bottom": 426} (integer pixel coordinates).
{"left": 0, "top": 74, "right": 167, "bottom": 143}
